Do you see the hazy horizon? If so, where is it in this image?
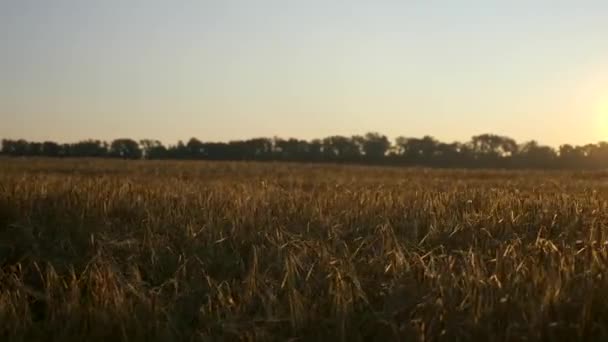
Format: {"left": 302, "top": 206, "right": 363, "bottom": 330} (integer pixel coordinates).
{"left": 2, "top": 1, "right": 608, "bottom": 147}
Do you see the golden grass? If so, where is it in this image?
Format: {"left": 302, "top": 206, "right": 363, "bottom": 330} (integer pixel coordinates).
{"left": 2, "top": 158, "right": 608, "bottom": 341}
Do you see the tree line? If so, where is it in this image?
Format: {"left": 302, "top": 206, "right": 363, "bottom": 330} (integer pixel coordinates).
{"left": 2, "top": 133, "right": 608, "bottom": 169}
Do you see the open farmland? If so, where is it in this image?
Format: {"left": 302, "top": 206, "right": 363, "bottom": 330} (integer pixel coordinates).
{"left": 2, "top": 158, "right": 608, "bottom": 341}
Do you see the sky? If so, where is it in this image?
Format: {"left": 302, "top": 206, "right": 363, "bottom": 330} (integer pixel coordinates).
{"left": 1, "top": 0, "right": 608, "bottom": 146}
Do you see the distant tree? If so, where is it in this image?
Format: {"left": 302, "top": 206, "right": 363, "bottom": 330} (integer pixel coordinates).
{"left": 195, "top": 142, "right": 231, "bottom": 160}
{"left": 1, "top": 139, "right": 11, "bottom": 155}
{"left": 468, "top": 134, "right": 518, "bottom": 167}
{"left": 433, "top": 142, "right": 463, "bottom": 167}
{"left": 359, "top": 132, "right": 391, "bottom": 160}
{"left": 42, "top": 141, "right": 61, "bottom": 157}
{"left": 274, "top": 138, "right": 310, "bottom": 161}
{"left": 7, "top": 132, "right": 608, "bottom": 170}
{"left": 140, "top": 140, "right": 167, "bottom": 159}
{"left": 559, "top": 144, "right": 586, "bottom": 169}
{"left": 28, "top": 142, "right": 43, "bottom": 156}
{"left": 69, "top": 140, "right": 107, "bottom": 157}
{"left": 308, "top": 139, "right": 323, "bottom": 161}
{"left": 471, "top": 134, "right": 518, "bottom": 157}
{"left": 514, "top": 140, "right": 557, "bottom": 169}
{"left": 110, "top": 139, "right": 142, "bottom": 159}
{"left": 239, "top": 138, "right": 273, "bottom": 160}
{"left": 167, "top": 141, "right": 189, "bottom": 159}
{"left": 593, "top": 142, "right": 608, "bottom": 166}
{"left": 395, "top": 136, "right": 439, "bottom": 164}
{"left": 322, "top": 136, "right": 361, "bottom": 161}
{"left": 186, "top": 138, "right": 205, "bottom": 159}
{"left": 1, "top": 139, "right": 30, "bottom": 156}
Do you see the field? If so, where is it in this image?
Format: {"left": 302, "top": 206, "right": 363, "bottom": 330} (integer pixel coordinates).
{"left": 2, "top": 158, "right": 608, "bottom": 341}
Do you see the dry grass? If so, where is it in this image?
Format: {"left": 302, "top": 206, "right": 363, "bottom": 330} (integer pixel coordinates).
{"left": 2, "top": 158, "right": 608, "bottom": 341}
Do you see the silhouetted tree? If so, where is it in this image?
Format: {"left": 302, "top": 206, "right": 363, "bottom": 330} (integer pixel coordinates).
{"left": 322, "top": 136, "right": 361, "bottom": 162}
{"left": 433, "top": 142, "right": 464, "bottom": 167}
{"left": 514, "top": 140, "right": 557, "bottom": 169}
{"left": 28, "top": 142, "right": 43, "bottom": 156}
{"left": 244, "top": 138, "right": 273, "bottom": 160}
{"left": 69, "top": 140, "right": 108, "bottom": 157}
{"left": 586, "top": 142, "right": 608, "bottom": 169}
{"left": 42, "top": 141, "right": 61, "bottom": 157}
{"left": 274, "top": 138, "right": 310, "bottom": 161}
{"left": 1, "top": 139, "right": 30, "bottom": 156}
{"left": 110, "top": 139, "right": 141, "bottom": 159}
{"left": 469, "top": 134, "right": 518, "bottom": 168}
{"left": 395, "top": 136, "right": 439, "bottom": 165}
{"left": 308, "top": 139, "right": 323, "bottom": 161}
{"left": 471, "top": 134, "right": 517, "bottom": 156}
{"left": 140, "top": 140, "right": 167, "bottom": 159}
{"left": 186, "top": 138, "right": 205, "bottom": 159}
{"left": 167, "top": 141, "right": 189, "bottom": 159}
{"left": 6, "top": 133, "right": 608, "bottom": 170}
{"left": 359, "top": 132, "right": 391, "bottom": 161}
{"left": 227, "top": 141, "right": 249, "bottom": 160}
{"left": 559, "top": 144, "right": 586, "bottom": 169}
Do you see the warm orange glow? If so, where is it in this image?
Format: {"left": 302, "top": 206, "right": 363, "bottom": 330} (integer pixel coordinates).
{"left": 594, "top": 96, "right": 608, "bottom": 140}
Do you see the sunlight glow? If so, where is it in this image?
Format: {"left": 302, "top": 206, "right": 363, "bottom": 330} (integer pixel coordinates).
{"left": 595, "top": 97, "right": 608, "bottom": 141}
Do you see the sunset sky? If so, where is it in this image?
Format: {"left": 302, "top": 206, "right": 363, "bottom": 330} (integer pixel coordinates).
{"left": 2, "top": 0, "right": 608, "bottom": 146}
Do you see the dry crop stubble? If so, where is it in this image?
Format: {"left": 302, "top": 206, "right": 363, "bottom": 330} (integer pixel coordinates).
{"left": 2, "top": 158, "right": 608, "bottom": 341}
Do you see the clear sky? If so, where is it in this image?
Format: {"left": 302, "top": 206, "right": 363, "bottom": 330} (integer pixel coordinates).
{"left": 2, "top": 0, "right": 608, "bottom": 146}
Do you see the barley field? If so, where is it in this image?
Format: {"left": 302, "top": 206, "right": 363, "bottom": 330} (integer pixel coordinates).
{"left": 2, "top": 158, "right": 608, "bottom": 341}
